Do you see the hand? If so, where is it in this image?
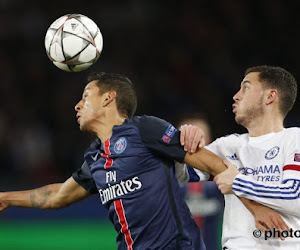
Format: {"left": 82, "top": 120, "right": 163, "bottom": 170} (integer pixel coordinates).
{"left": 180, "top": 124, "right": 205, "bottom": 153}
{"left": 214, "top": 159, "right": 239, "bottom": 194}
{"left": 0, "top": 193, "right": 9, "bottom": 212}
{"left": 247, "top": 199, "right": 290, "bottom": 241}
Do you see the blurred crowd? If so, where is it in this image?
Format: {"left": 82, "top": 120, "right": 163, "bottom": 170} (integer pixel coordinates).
{"left": 0, "top": 0, "right": 299, "bottom": 187}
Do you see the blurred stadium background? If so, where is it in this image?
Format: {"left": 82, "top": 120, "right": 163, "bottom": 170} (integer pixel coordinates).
{"left": 0, "top": 0, "right": 300, "bottom": 249}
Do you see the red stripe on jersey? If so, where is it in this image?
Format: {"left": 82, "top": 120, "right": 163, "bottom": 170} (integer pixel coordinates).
{"left": 101, "top": 139, "right": 113, "bottom": 169}
{"left": 283, "top": 165, "right": 300, "bottom": 171}
{"left": 114, "top": 199, "right": 134, "bottom": 250}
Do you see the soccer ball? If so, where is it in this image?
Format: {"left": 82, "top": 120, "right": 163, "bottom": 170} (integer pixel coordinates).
{"left": 45, "top": 14, "right": 103, "bottom": 72}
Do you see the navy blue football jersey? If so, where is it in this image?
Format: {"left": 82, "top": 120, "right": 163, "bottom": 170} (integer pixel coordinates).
{"left": 72, "top": 115, "right": 205, "bottom": 250}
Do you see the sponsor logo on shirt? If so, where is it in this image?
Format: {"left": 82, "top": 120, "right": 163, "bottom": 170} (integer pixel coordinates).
{"left": 226, "top": 153, "right": 238, "bottom": 160}
{"left": 99, "top": 176, "right": 142, "bottom": 204}
{"left": 114, "top": 137, "right": 127, "bottom": 154}
{"left": 238, "top": 165, "right": 281, "bottom": 182}
{"left": 265, "top": 146, "right": 280, "bottom": 160}
{"left": 161, "top": 125, "right": 177, "bottom": 144}
{"left": 294, "top": 153, "right": 300, "bottom": 162}
{"left": 91, "top": 152, "right": 99, "bottom": 161}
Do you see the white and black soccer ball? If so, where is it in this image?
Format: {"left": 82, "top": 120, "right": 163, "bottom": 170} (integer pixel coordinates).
{"left": 45, "top": 14, "right": 103, "bottom": 72}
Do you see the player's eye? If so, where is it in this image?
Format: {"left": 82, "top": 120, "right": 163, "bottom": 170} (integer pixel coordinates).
{"left": 242, "top": 85, "right": 250, "bottom": 91}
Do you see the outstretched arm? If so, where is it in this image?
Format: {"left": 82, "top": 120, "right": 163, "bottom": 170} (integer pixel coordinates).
{"left": 184, "top": 148, "right": 227, "bottom": 177}
{"left": 0, "top": 177, "right": 90, "bottom": 211}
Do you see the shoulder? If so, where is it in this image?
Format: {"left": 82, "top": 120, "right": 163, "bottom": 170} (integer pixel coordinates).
{"left": 128, "top": 115, "right": 185, "bottom": 162}
{"left": 280, "top": 127, "right": 300, "bottom": 142}
{"left": 129, "top": 115, "right": 168, "bottom": 125}
{"left": 83, "top": 138, "right": 101, "bottom": 157}
{"left": 129, "top": 115, "right": 171, "bottom": 132}
{"left": 205, "top": 133, "right": 247, "bottom": 152}
{"left": 283, "top": 127, "right": 300, "bottom": 135}
{"left": 87, "top": 137, "right": 101, "bottom": 149}
{"left": 214, "top": 132, "right": 247, "bottom": 143}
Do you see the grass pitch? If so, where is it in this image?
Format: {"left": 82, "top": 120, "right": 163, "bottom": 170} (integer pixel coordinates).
{"left": 0, "top": 220, "right": 117, "bottom": 250}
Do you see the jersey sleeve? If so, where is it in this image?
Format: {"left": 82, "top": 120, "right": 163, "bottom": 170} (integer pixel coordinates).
{"left": 232, "top": 175, "right": 300, "bottom": 217}
{"left": 72, "top": 161, "right": 98, "bottom": 194}
{"left": 282, "top": 128, "right": 300, "bottom": 181}
{"left": 187, "top": 165, "right": 211, "bottom": 182}
{"left": 174, "top": 162, "right": 190, "bottom": 184}
{"left": 133, "top": 115, "right": 186, "bottom": 163}
{"left": 232, "top": 129, "right": 300, "bottom": 217}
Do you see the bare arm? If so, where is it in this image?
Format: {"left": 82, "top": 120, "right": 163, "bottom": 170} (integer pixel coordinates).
{"left": 240, "top": 197, "right": 290, "bottom": 241}
{"left": 240, "top": 198, "right": 289, "bottom": 231}
{"left": 0, "top": 177, "right": 90, "bottom": 211}
{"left": 184, "top": 148, "right": 227, "bottom": 177}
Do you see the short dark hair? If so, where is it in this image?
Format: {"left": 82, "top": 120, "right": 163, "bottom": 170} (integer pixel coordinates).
{"left": 87, "top": 72, "right": 137, "bottom": 118}
{"left": 245, "top": 65, "right": 297, "bottom": 117}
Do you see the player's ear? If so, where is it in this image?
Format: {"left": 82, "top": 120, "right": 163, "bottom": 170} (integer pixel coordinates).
{"left": 103, "top": 90, "right": 117, "bottom": 107}
{"left": 265, "top": 89, "right": 278, "bottom": 105}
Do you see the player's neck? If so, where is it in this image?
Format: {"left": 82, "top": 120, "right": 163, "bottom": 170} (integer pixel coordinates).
{"left": 247, "top": 114, "right": 284, "bottom": 137}
{"left": 94, "top": 112, "right": 126, "bottom": 142}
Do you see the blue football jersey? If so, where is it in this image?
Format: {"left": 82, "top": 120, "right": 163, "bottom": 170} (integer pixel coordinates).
{"left": 72, "top": 115, "right": 205, "bottom": 250}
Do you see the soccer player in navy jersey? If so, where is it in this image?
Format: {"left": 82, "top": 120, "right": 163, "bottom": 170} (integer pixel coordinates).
{"left": 0, "top": 72, "right": 224, "bottom": 249}
{"left": 0, "top": 72, "right": 284, "bottom": 249}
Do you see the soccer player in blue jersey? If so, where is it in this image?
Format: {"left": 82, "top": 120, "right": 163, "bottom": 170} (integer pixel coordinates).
{"left": 0, "top": 72, "right": 230, "bottom": 250}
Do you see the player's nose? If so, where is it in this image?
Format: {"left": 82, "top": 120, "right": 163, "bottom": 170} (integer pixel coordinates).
{"left": 233, "top": 90, "right": 241, "bottom": 102}
{"left": 75, "top": 100, "right": 83, "bottom": 111}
